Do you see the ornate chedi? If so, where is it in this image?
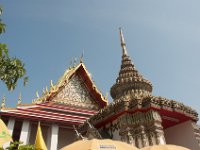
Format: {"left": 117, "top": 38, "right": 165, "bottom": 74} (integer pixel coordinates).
{"left": 110, "top": 28, "right": 152, "bottom": 100}
{"left": 80, "top": 28, "right": 199, "bottom": 149}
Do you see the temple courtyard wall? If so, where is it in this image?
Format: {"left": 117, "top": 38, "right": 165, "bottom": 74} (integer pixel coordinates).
{"left": 164, "top": 120, "right": 200, "bottom": 150}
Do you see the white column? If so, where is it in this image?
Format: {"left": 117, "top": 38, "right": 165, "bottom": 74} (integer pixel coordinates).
{"left": 50, "top": 124, "right": 59, "bottom": 150}
{"left": 19, "top": 120, "right": 30, "bottom": 145}
{"left": 3, "top": 118, "right": 15, "bottom": 148}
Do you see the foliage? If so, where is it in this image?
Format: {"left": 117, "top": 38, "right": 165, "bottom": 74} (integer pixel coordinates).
{"left": 0, "top": 6, "right": 28, "bottom": 91}
{"left": 18, "top": 145, "right": 34, "bottom": 150}
{"left": 0, "top": 141, "right": 34, "bottom": 150}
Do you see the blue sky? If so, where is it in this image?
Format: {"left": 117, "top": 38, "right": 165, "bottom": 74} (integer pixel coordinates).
{"left": 1, "top": 1, "right": 200, "bottom": 120}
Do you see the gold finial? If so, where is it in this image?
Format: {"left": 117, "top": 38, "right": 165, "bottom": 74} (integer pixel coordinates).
{"left": 80, "top": 50, "right": 84, "bottom": 63}
{"left": 1, "top": 95, "right": 6, "bottom": 109}
{"left": 17, "top": 92, "right": 22, "bottom": 105}
{"left": 42, "top": 88, "right": 46, "bottom": 95}
{"left": 119, "top": 27, "right": 128, "bottom": 56}
{"left": 50, "top": 80, "right": 56, "bottom": 92}
{"left": 36, "top": 91, "right": 40, "bottom": 98}
{"left": 45, "top": 86, "right": 48, "bottom": 93}
{"left": 73, "top": 58, "right": 77, "bottom": 67}
{"left": 69, "top": 58, "right": 73, "bottom": 68}
{"left": 50, "top": 80, "right": 54, "bottom": 88}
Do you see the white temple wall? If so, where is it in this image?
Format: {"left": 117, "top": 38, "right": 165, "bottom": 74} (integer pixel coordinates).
{"left": 28, "top": 123, "right": 49, "bottom": 146}
{"left": 58, "top": 127, "right": 76, "bottom": 150}
{"left": 19, "top": 121, "right": 78, "bottom": 150}
{"left": 164, "top": 120, "right": 199, "bottom": 150}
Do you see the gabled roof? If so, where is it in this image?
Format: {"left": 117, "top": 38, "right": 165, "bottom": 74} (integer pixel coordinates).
{"left": 0, "top": 62, "right": 107, "bottom": 126}
{"left": 0, "top": 102, "right": 97, "bottom": 126}
{"left": 32, "top": 62, "right": 108, "bottom": 110}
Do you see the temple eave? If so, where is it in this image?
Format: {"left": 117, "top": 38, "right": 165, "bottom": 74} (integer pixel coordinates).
{"left": 86, "top": 96, "right": 198, "bottom": 130}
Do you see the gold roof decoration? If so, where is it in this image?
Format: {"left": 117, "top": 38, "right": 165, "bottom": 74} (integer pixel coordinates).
{"left": 36, "top": 91, "right": 40, "bottom": 98}
{"left": 110, "top": 28, "right": 153, "bottom": 100}
{"left": 32, "top": 62, "right": 108, "bottom": 108}
{"left": 80, "top": 50, "right": 84, "bottom": 63}
{"left": 1, "top": 95, "right": 6, "bottom": 110}
{"left": 17, "top": 92, "right": 22, "bottom": 105}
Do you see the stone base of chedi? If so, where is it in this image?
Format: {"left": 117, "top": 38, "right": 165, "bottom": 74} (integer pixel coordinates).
{"left": 79, "top": 28, "right": 200, "bottom": 150}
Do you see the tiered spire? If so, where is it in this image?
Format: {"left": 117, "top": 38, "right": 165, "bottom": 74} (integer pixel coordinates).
{"left": 110, "top": 28, "right": 153, "bottom": 100}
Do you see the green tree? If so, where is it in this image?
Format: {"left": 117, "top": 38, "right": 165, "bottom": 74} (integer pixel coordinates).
{"left": 0, "top": 6, "right": 28, "bottom": 91}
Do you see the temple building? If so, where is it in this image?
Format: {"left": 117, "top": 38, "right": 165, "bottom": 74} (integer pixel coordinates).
{"left": 0, "top": 63, "right": 107, "bottom": 149}
{"left": 1, "top": 29, "right": 200, "bottom": 150}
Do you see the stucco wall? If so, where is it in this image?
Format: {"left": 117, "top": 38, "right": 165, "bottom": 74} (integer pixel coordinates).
{"left": 58, "top": 127, "right": 76, "bottom": 149}
{"left": 28, "top": 123, "right": 37, "bottom": 145}
{"left": 28, "top": 123, "right": 49, "bottom": 146}
{"left": 164, "top": 120, "right": 200, "bottom": 150}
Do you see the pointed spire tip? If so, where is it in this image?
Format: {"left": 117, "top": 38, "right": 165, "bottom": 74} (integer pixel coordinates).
{"left": 119, "top": 27, "right": 128, "bottom": 56}
{"left": 80, "top": 50, "right": 84, "bottom": 63}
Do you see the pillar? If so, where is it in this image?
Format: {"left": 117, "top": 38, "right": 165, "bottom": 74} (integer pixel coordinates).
{"left": 3, "top": 118, "right": 15, "bottom": 148}
{"left": 19, "top": 120, "right": 30, "bottom": 145}
{"left": 50, "top": 124, "right": 59, "bottom": 150}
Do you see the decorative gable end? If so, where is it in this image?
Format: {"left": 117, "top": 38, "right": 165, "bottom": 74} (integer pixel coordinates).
{"left": 32, "top": 63, "right": 108, "bottom": 109}
{"left": 51, "top": 73, "right": 99, "bottom": 110}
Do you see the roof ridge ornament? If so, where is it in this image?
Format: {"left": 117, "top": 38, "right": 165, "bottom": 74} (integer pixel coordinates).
{"left": 1, "top": 95, "right": 6, "bottom": 109}
{"left": 119, "top": 27, "right": 128, "bottom": 56}
{"left": 50, "top": 80, "right": 54, "bottom": 88}
{"left": 80, "top": 50, "right": 84, "bottom": 63}
{"left": 17, "top": 92, "right": 22, "bottom": 105}
{"left": 73, "top": 58, "right": 77, "bottom": 67}
{"left": 36, "top": 91, "right": 40, "bottom": 98}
